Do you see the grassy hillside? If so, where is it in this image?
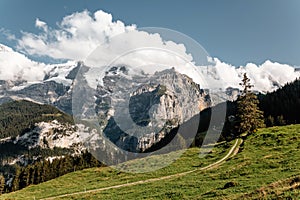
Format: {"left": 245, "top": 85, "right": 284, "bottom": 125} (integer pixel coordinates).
{"left": 1, "top": 125, "right": 299, "bottom": 199}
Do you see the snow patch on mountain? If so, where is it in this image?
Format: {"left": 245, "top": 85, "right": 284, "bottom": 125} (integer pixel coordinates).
{"left": 1, "top": 42, "right": 299, "bottom": 108}
{"left": 13, "top": 120, "right": 94, "bottom": 154}
{"left": 44, "top": 61, "right": 78, "bottom": 86}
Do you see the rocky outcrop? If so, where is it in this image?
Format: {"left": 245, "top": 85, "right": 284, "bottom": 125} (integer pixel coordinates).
{"left": 0, "top": 120, "right": 93, "bottom": 167}
{"left": 94, "top": 66, "right": 211, "bottom": 152}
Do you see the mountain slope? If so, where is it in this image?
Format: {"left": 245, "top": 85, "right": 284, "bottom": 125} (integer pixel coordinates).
{"left": 2, "top": 124, "right": 299, "bottom": 199}
{"left": 0, "top": 100, "right": 73, "bottom": 139}
{"left": 0, "top": 100, "right": 99, "bottom": 192}
{"left": 0, "top": 100, "right": 88, "bottom": 173}
{"left": 259, "top": 78, "right": 300, "bottom": 125}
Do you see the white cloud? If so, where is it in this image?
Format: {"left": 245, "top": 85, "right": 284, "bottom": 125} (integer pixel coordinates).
{"left": 17, "top": 10, "right": 204, "bottom": 87}
{"left": 0, "top": 28, "right": 16, "bottom": 41}
{"left": 83, "top": 29, "right": 202, "bottom": 87}
{"left": 0, "top": 44, "right": 46, "bottom": 81}
{"left": 35, "top": 18, "right": 48, "bottom": 31}
{"left": 204, "top": 58, "right": 300, "bottom": 92}
{"left": 17, "top": 10, "right": 195, "bottom": 67}
{"left": 18, "top": 10, "right": 136, "bottom": 60}
{"left": 10, "top": 9, "right": 300, "bottom": 93}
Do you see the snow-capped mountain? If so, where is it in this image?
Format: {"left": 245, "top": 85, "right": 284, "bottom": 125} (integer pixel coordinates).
{"left": 0, "top": 43, "right": 76, "bottom": 83}
{"left": 1, "top": 43, "right": 300, "bottom": 154}
{"left": 0, "top": 44, "right": 82, "bottom": 113}
{"left": 0, "top": 44, "right": 212, "bottom": 156}
{"left": 1, "top": 43, "right": 299, "bottom": 110}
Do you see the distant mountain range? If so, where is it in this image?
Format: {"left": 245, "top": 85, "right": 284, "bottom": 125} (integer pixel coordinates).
{"left": 0, "top": 43, "right": 299, "bottom": 154}
{"left": 0, "top": 49, "right": 212, "bottom": 155}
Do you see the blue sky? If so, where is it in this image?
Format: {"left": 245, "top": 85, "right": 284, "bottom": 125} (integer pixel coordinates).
{"left": 0, "top": 0, "right": 300, "bottom": 66}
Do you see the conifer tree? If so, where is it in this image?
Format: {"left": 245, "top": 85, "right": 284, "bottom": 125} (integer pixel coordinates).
{"left": 266, "top": 115, "right": 275, "bottom": 127}
{"left": 237, "top": 73, "right": 265, "bottom": 134}
{"left": 12, "top": 167, "right": 21, "bottom": 191}
{"left": 276, "top": 115, "right": 286, "bottom": 126}
{"left": 0, "top": 174, "right": 5, "bottom": 194}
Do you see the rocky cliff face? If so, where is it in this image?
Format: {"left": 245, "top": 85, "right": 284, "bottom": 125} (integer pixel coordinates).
{"left": 13, "top": 120, "right": 84, "bottom": 152}
{"left": 0, "top": 120, "right": 89, "bottom": 167}
{"left": 92, "top": 66, "right": 211, "bottom": 152}
{"left": 0, "top": 61, "right": 211, "bottom": 152}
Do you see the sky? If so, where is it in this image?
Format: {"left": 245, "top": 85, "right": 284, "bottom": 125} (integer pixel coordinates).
{"left": 0, "top": 0, "right": 300, "bottom": 66}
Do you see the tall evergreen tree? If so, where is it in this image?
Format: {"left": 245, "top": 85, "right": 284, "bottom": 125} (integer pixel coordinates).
{"left": 237, "top": 73, "right": 265, "bottom": 134}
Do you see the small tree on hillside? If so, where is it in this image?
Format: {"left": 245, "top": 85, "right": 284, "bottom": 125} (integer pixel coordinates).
{"left": 237, "top": 73, "right": 265, "bottom": 134}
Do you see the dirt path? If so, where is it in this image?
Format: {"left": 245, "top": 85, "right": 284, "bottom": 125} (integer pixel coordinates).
{"left": 41, "top": 138, "right": 242, "bottom": 200}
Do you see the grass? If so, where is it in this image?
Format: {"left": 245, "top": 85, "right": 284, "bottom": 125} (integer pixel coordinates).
{"left": 1, "top": 124, "right": 300, "bottom": 199}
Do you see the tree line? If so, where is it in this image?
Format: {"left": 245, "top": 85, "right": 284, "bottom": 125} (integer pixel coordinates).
{"left": 194, "top": 76, "right": 300, "bottom": 144}
{"left": 1, "top": 151, "right": 103, "bottom": 193}
{"left": 259, "top": 78, "right": 300, "bottom": 126}
{"left": 0, "top": 100, "right": 74, "bottom": 139}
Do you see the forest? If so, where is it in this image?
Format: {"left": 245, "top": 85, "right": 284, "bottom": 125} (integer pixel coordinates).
{"left": 0, "top": 100, "right": 74, "bottom": 139}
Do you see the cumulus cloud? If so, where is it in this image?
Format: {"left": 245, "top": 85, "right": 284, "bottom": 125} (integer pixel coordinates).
{"left": 83, "top": 29, "right": 204, "bottom": 88}
{"left": 17, "top": 10, "right": 205, "bottom": 87}
{"left": 0, "top": 44, "right": 46, "bottom": 81}
{"left": 18, "top": 10, "right": 136, "bottom": 60}
{"left": 204, "top": 58, "right": 300, "bottom": 92}
{"left": 17, "top": 10, "right": 196, "bottom": 72}
{"left": 7, "top": 9, "right": 300, "bottom": 92}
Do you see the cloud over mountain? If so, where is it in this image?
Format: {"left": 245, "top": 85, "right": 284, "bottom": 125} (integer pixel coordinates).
{"left": 0, "top": 44, "right": 46, "bottom": 81}
{"left": 207, "top": 58, "right": 300, "bottom": 92}
{"left": 16, "top": 10, "right": 204, "bottom": 87}
{"left": 1, "top": 10, "right": 299, "bottom": 93}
